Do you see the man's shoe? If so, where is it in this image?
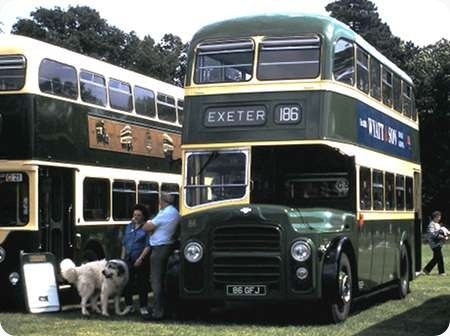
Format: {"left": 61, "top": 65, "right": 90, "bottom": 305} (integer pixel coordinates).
{"left": 140, "top": 307, "right": 150, "bottom": 315}
{"left": 439, "top": 273, "right": 447, "bottom": 276}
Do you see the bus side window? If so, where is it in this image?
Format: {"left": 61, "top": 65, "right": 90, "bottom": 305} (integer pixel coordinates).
{"left": 39, "top": 58, "right": 78, "bottom": 99}
{"left": 395, "top": 175, "right": 405, "bottom": 210}
{"left": 109, "top": 78, "right": 133, "bottom": 112}
{"left": 393, "top": 75, "right": 402, "bottom": 112}
{"left": 161, "top": 182, "right": 180, "bottom": 210}
{"left": 356, "top": 47, "right": 369, "bottom": 93}
{"left": 359, "top": 167, "right": 371, "bottom": 210}
{"left": 80, "top": 70, "right": 107, "bottom": 107}
{"left": 402, "top": 84, "right": 412, "bottom": 118}
{"left": 385, "top": 172, "right": 395, "bottom": 210}
{"left": 134, "top": 86, "right": 156, "bottom": 118}
{"left": 112, "top": 180, "right": 136, "bottom": 221}
{"left": 83, "top": 178, "right": 110, "bottom": 221}
{"left": 382, "top": 67, "right": 393, "bottom": 107}
{"left": 372, "top": 170, "right": 384, "bottom": 210}
{"left": 157, "top": 93, "right": 177, "bottom": 123}
{"left": 405, "top": 176, "right": 414, "bottom": 210}
{"left": 333, "top": 39, "right": 355, "bottom": 86}
{"left": 370, "top": 57, "right": 381, "bottom": 100}
{"left": 138, "top": 181, "right": 159, "bottom": 217}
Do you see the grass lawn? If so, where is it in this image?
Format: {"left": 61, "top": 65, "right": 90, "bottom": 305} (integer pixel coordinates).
{"left": 1, "top": 244, "right": 449, "bottom": 336}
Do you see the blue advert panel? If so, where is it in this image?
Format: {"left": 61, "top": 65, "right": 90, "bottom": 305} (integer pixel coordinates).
{"left": 357, "top": 102, "right": 413, "bottom": 160}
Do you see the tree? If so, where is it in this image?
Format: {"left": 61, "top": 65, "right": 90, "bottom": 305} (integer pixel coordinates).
{"left": 11, "top": 6, "right": 185, "bottom": 85}
{"left": 411, "top": 40, "right": 450, "bottom": 217}
{"left": 325, "top": 0, "right": 405, "bottom": 66}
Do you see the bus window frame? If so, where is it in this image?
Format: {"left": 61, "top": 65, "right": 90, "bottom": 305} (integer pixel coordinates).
{"left": 108, "top": 77, "right": 133, "bottom": 112}
{"left": 83, "top": 177, "right": 111, "bottom": 222}
{"left": 134, "top": 85, "right": 157, "bottom": 118}
{"left": 0, "top": 54, "right": 27, "bottom": 91}
{"left": 333, "top": 38, "right": 355, "bottom": 86}
{"left": 256, "top": 35, "right": 321, "bottom": 81}
{"left": 80, "top": 69, "right": 107, "bottom": 107}
{"left": 39, "top": 58, "right": 78, "bottom": 100}
{"left": 193, "top": 39, "right": 255, "bottom": 84}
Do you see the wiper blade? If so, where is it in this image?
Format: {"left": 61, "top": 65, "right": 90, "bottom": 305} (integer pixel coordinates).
{"left": 196, "top": 152, "right": 219, "bottom": 176}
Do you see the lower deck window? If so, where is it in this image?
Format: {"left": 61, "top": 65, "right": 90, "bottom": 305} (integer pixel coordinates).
{"left": 138, "top": 182, "right": 159, "bottom": 217}
{"left": 185, "top": 151, "right": 247, "bottom": 207}
{"left": 113, "top": 180, "right": 136, "bottom": 220}
{"left": 0, "top": 172, "right": 29, "bottom": 226}
{"left": 83, "top": 178, "right": 110, "bottom": 221}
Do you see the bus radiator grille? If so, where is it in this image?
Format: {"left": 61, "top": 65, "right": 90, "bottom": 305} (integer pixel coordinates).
{"left": 212, "top": 225, "right": 281, "bottom": 284}
{"left": 213, "top": 225, "right": 280, "bottom": 251}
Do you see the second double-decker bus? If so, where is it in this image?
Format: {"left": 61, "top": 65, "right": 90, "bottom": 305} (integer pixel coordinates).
{"left": 0, "top": 34, "right": 183, "bottom": 307}
{"left": 177, "top": 14, "right": 421, "bottom": 322}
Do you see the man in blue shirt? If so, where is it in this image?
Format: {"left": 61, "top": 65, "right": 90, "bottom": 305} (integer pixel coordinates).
{"left": 143, "top": 192, "right": 180, "bottom": 320}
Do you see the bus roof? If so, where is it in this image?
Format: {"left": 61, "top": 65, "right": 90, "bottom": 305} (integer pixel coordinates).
{"left": 0, "top": 33, "right": 183, "bottom": 95}
{"left": 190, "top": 14, "right": 412, "bottom": 84}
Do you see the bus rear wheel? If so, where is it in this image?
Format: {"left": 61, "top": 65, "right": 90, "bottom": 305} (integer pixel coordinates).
{"left": 329, "top": 253, "right": 352, "bottom": 323}
{"left": 395, "top": 244, "right": 410, "bottom": 299}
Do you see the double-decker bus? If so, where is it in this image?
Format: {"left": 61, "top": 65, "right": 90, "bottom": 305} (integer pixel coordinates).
{"left": 178, "top": 14, "right": 421, "bottom": 322}
{"left": 0, "top": 34, "right": 183, "bottom": 307}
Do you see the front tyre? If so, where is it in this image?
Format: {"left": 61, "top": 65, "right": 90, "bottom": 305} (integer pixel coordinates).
{"left": 329, "top": 253, "right": 352, "bottom": 323}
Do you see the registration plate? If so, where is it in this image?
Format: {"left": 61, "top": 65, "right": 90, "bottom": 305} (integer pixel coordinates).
{"left": 226, "top": 285, "right": 266, "bottom": 296}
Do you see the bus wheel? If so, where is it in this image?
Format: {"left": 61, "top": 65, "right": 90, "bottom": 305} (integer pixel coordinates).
{"left": 329, "top": 253, "right": 352, "bottom": 323}
{"left": 395, "top": 245, "right": 410, "bottom": 299}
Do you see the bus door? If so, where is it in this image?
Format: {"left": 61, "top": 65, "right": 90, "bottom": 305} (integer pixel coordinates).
{"left": 39, "top": 167, "right": 74, "bottom": 262}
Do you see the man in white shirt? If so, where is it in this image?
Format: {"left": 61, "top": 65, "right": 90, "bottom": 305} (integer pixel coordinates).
{"left": 143, "top": 192, "right": 180, "bottom": 320}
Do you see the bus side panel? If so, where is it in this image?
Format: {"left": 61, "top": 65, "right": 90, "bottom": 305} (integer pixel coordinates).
{"left": 0, "top": 231, "right": 40, "bottom": 308}
{"left": 34, "top": 96, "right": 181, "bottom": 173}
{"left": 0, "top": 94, "right": 34, "bottom": 160}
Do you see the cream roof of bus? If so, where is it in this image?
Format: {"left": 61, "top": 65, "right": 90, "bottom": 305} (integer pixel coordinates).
{"left": 0, "top": 33, "right": 183, "bottom": 96}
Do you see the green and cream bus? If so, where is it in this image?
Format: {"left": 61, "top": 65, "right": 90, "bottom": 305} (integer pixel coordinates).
{"left": 177, "top": 14, "right": 421, "bottom": 322}
{"left": 0, "top": 34, "right": 183, "bottom": 307}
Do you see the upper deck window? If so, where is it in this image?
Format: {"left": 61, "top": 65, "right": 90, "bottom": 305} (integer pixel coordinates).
{"left": 0, "top": 55, "right": 26, "bottom": 91}
{"left": 109, "top": 78, "right": 132, "bottom": 112}
{"left": 194, "top": 39, "right": 254, "bottom": 84}
{"left": 80, "top": 70, "right": 107, "bottom": 106}
{"left": 257, "top": 36, "right": 320, "bottom": 80}
{"left": 382, "top": 67, "right": 393, "bottom": 107}
{"left": 157, "top": 93, "right": 177, "bottom": 123}
{"left": 39, "top": 59, "right": 78, "bottom": 99}
{"left": 370, "top": 57, "right": 381, "bottom": 100}
{"left": 356, "top": 47, "right": 369, "bottom": 93}
{"left": 134, "top": 86, "right": 156, "bottom": 118}
{"left": 402, "top": 84, "right": 413, "bottom": 118}
{"left": 393, "top": 75, "right": 402, "bottom": 112}
{"left": 333, "top": 39, "right": 355, "bottom": 85}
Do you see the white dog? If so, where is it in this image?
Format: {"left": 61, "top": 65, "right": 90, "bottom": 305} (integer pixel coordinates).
{"left": 60, "top": 258, "right": 129, "bottom": 316}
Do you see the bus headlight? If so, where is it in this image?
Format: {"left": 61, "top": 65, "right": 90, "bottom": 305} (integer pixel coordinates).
{"left": 291, "top": 241, "right": 311, "bottom": 262}
{"left": 184, "top": 241, "right": 203, "bottom": 263}
{"left": 9, "top": 272, "right": 20, "bottom": 286}
{"left": 0, "top": 247, "right": 5, "bottom": 263}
